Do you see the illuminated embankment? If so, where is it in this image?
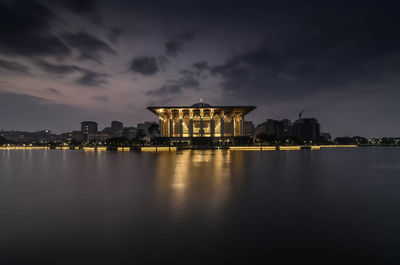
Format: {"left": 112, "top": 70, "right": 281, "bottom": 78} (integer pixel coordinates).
{"left": 279, "top": 146, "right": 301, "bottom": 150}
{"left": 1, "top": 145, "right": 358, "bottom": 152}
{"left": 0, "top": 146, "right": 49, "bottom": 150}
{"left": 141, "top": 146, "right": 177, "bottom": 152}
{"left": 229, "top": 145, "right": 358, "bottom": 151}
{"left": 230, "top": 146, "right": 276, "bottom": 151}
{"left": 117, "top": 147, "right": 131, "bottom": 152}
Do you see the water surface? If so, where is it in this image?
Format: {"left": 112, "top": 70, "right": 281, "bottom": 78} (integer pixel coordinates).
{"left": 0, "top": 148, "right": 399, "bottom": 264}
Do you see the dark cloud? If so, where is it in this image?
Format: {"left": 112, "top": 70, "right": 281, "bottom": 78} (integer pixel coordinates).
{"left": 0, "top": 0, "right": 70, "bottom": 58}
{"left": 46, "top": 88, "right": 62, "bottom": 95}
{"left": 35, "top": 60, "right": 84, "bottom": 74}
{"left": 208, "top": 6, "right": 400, "bottom": 104}
{"left": 62, "top": 31, "right": 116, "bottom": 63}
{"left": 130, "top": 56, "right": 159, "bottom": 75}
{"left": 193, "top": 61, "right": 209, "bottom": 71}
{"left": 147, "top": 73, "right": 200, "bottom": 97}
{"left": 0, "top": 59, "right": 30, "bottom": 74}
{"left": 108, "top": 27, "right": 123, "bottom": 44}
{"left": 75, "top": 72, "right": 108, "bottom": 87}
{"left": 35, "top": 59, "right": 109, "bottom": 87}
{"left": 55, "top": 0, "right": 97, "bottom": 15}
{"left": 165, "top": 30, "right": 195, "bottom": 56}
{"left": 50, "top": 0, "right": 101, "bottom": 24}
{"left": 93, "top": 95, "right": 109, "bottom": 102}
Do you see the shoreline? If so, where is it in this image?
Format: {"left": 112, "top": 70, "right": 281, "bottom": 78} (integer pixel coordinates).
{"left": 1, "top": 144, "right": 397, "bottom": 152}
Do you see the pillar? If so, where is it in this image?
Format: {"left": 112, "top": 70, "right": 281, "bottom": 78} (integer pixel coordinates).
{"left": 200, "top": 118, "right": 204, "bottom": 137}
{"left": 231, "top": 115, "right": 234, "bottom": 136}
{"left": 179, "top": 119, "right": 183, "bottom": 137}
{"left": 159, "top": 118, "right": 163, "bottom": 136}
{"left": 169, "top": 118, "right": 173, "bottom": 137}
{"left": 189, "top": 119, "right": 193, "bottom": 137}
{"left": 220, "top": 116, "right": 224, "bottom": 137}
{"left": 240, "top": 115, "right": 244, "bottom": 136}
{"left": 210, "top": 119, "right": 215, "bottom": 137}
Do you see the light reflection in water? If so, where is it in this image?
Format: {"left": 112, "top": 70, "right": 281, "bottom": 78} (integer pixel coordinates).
{"left": 153, "top": 150, "right": 243, "bottom": 222}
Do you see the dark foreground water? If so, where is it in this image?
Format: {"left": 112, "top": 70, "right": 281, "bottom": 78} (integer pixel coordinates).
{"left": 0, "top": 148, "right": 399, "bottom": 264}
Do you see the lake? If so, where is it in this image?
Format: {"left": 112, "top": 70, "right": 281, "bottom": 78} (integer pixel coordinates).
{"left": 0, "top": 148, "right": 399, "bottom": 264}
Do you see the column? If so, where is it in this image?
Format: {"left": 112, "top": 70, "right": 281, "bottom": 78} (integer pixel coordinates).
{"left": 240, "top": 115, "right": 244, "bottom": 136}
{"left": 159, "top": 118, "right": 163, "bottom": 137}
{"left": 179, "top": 119, "right": 183, "bottom": 137}
{"left": 169, "top": 118, "right": 173, "bottom": 137}
{"left": 189, "top": 119, "right": 193, "bottom": 137}
{"left": 200, "top": 118, "right": 204, "bottom": 137}
{"left": 220, "top": 116, "right": 224, "bottom": 137}
{"left": 210, "top": 118, "right": 215, "bottom": 137}
{"left": 231, "top": 115, "right": 234, "bottom": 136}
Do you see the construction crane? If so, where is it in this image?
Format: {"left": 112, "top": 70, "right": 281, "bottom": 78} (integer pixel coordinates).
{"left": 298, "top": 110, "right": 304, "bottom": 119}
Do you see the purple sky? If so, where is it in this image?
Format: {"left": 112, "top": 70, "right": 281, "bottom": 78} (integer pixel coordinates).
{"left": 0, "top": 0, "right": 399, "bottom": 137}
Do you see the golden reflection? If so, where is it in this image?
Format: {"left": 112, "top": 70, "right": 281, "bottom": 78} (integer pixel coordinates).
{"left": 153, "top": 150, "right": 244, "bottom": 221}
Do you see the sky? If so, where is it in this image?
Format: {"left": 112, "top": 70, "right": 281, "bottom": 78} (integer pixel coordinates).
{"left": 0, "top": 0, "right": 399, "bottom": 137}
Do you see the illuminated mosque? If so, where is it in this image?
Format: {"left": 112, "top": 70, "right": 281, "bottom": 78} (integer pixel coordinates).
{"left": 148, "top": 101, "right": 256, "bottom": 143}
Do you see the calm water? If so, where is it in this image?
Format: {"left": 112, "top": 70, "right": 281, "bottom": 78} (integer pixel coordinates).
{"left": 0, "top": 148, "right": 399, "bottom": 264}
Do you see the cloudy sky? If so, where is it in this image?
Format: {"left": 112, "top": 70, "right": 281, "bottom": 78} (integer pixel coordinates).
{"left": 0, "top": 0, "right": 399, "bottom": 137}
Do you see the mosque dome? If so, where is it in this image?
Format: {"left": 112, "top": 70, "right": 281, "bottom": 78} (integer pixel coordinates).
{"left": 191, "top": 102, "right": 212, "bottom": 107}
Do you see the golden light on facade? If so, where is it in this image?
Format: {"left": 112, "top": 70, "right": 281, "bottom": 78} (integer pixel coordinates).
{"left": 147, "top": 102, "right": 256, "bottom": 138}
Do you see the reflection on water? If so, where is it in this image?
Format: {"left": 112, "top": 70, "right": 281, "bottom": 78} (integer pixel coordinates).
{"left": 153, "top": 150, "right": 242, "bottom": 221}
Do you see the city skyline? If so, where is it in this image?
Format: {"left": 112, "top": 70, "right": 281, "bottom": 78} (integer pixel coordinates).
{"left": 1, "top": 1, "right": 399, "bottom": 137}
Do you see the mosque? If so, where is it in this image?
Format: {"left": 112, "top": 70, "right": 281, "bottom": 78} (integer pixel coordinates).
{"left": 147, "top": 101, "right": 256, "bottom": 143}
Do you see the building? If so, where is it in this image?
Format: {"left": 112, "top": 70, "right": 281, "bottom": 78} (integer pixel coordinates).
{"left": 292, "top": 118, "right": 320, "bottom": 141}
{"left": 266, "top": 119, "right": 279, "bottom": 137}
{"left": 102, "top": 121, "right": 124, "bottom": 138}
{"left": 147, "top": 102, "right": 256, "bottom": 144}
{"left": 81, "top": 121, "right": 98, "bottom": 135}
{"left": 254, "top": 122, "right": 267, "bottom": 138}
{"left": 111, "top": 121, "right": 123, "bottom": 137}
{"left": 71, "top": 131, "right": 84, "bottom": 142}
{"left": 255, "top": 119, "right": 291, "bottom": 139}
{"left": 123, "top": 127, "right": 138, "bottom": 140}
{"left": 278, "top": 119, "right": 292, "bottom": 139}
{"left": 111, "top": 121, "right": 123, "bottom": 131}
{"left": 0, "top": 130, "right": 55, "bottom": 142}
{"left": 244, "top": 121, "right": 254, "bottom": 138}
{"left": 60, "top": 131, "right": 83, "bottom": 143}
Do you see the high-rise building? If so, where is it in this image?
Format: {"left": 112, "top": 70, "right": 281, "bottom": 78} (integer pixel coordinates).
{"left": 123, "top": 127, "right": 137, "bottom": 140}
{"left": 254, "top": 122, "right": 267, "bottom": 138}
{"left": 244, "top": 121, "right": 254, "bottom": 138}
{"left": 293, "top": 118, "right": 320, "bottom": 141}
{"left": 111, "top": 121, "right": 123, "bottom": 137}
{"left": 266, "top": 119, "right": 279, "bottom": 137}
{"left": 278, "top": 119, "right": 292, "bottom": 138}
{"left": 111, "top": 121, "right": 123, "bottom": 131}
{"left": 81, "top": 121, "right": 98, "bottom": 135}
{"left": 255, "top": 119, "right": 291, "bottom": 139}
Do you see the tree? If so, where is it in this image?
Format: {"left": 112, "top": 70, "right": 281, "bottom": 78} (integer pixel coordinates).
{"left": 352, "top": 136, "right": 368, "bottom": 145}
{"left": 334, "top": 137, "right": 353, "bottom": 145}
{"left": 256, "top": 133, "right": 268, "bottom": 143}
{"left": 136, "top": 129, "right": 146, "bottom": 140}
{"left": 106, "top": 137, "right": 130, "bottom": 146}
{"left": 0, "top": 136, "right": 7, "bottom": 144}
{"left": 148, "top": 123, "right": 160, "bottom": 138}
